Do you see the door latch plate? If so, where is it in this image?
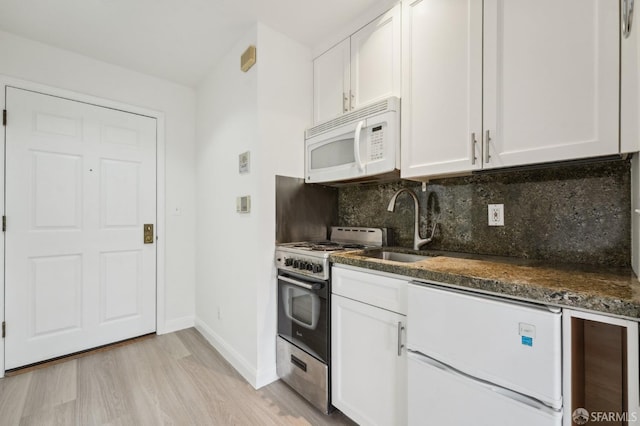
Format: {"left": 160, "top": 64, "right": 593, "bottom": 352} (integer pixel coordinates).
{"left": 144, "top": 224, "right": 154, "bottom": 244}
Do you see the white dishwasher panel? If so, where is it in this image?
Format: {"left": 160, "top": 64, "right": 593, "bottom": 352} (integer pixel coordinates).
{"left": 408, "top": 353, "right": 562, "bottom": 426}
{"left": 407, "top": 283, "right": 562, "bottom": 408}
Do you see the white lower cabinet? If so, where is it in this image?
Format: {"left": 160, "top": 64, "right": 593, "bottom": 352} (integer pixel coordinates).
{"left": 331, "top": 266, "right": 407, "bottom": 426}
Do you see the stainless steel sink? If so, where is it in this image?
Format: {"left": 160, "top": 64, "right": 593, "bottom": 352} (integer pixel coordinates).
{"left": 362, "top": 250, "right": 432, "bottom": 263}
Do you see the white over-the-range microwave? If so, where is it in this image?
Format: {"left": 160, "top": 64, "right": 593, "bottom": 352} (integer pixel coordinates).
{"left": 305, "top": 96, "right": 400, "bottom": 185}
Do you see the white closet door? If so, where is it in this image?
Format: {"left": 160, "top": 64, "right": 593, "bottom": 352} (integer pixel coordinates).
{"left": 5, "top": 87, "right": 157, "bottom": 369}
{"left": 483, "top": 0, "right": 619, "bottom": 168}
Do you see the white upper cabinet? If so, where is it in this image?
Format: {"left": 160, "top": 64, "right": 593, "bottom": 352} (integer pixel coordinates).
{"left": 401, "top": 0, "right": 483, "bottom": 178}
{"left": 313, "top": 39, "right": 350, "bottom": 125}
{"left": 483, "top": 0, "right": 619, "bottom": 169}
{"left": 313, "top": 4, "right": 401, "bottom": 124}
{"left": 621, "top": 0, "right": 639, "bottom": 153}
{"left": 350, "top": 5, "right": 402, "bottom": 112}
{"left": 402, "top": 0, "right": 620, "bottom": 180}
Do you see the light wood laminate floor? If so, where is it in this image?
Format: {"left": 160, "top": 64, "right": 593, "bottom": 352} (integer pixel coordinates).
{"left": 0, "top": 328, "right": 356, "bottom": 425}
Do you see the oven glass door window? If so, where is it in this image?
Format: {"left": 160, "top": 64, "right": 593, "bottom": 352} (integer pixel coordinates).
{"left": 284, "top": 285, "right": 320, "bottom": 329}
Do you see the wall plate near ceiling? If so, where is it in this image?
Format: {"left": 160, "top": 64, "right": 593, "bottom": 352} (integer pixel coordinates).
{"left": 241, "top": 45, "right": 256, "bottom": 72}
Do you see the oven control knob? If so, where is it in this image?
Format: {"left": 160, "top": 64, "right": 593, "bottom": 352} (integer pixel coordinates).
{"left": 285, "top": 258, "right": 293, "bottom": 266}
{"left": 312, "top": 264, "right": 323, "bottom": 273}
{"left": 306, "top": 263, "right": 313, "bottom": 271}
{"left": 292, "top": 259, "right": 300, "bottom": 268}
{"left": 299, "top": 261, "right": 308, "bottom": 270}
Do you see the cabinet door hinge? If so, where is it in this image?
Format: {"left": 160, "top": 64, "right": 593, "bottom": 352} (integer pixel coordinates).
{"left": 2, "top": 216, "right": 5, "bottom": 232}
{"left": 2, "top": 109, "right": 6, "bottom": 126}
{"left": 2, "top": 321, "right": 5, "bottom": 338}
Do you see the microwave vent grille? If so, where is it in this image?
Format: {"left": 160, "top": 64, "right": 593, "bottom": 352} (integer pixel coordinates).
{"left": 306, "top": 97, "right": 398, "bottom": 139}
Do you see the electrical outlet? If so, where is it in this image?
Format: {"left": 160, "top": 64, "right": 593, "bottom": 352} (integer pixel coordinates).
{"left": 488, "top": 204, "right": 504, "bottom": 226}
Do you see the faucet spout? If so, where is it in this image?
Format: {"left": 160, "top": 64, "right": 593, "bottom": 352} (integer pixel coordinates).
{"left": 387, "top": 188, "right": 437, "bottom": 250}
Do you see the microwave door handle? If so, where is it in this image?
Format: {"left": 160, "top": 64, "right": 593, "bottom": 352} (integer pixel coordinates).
{"left": 354, "top": 120, "right": 365, "bottom": 171}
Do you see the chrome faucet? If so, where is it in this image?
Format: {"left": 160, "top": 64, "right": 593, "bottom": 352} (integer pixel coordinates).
{"left": 387, "top": 188, "right": 438, "bottom": 250}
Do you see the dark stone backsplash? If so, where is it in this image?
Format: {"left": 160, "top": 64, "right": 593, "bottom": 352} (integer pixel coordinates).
{"left": 338, "top": 159, "right": 631, "bottom": 267}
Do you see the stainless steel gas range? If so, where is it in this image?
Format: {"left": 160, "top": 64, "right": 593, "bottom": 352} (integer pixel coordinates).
{"left": 274, "top": 227, "right": 385, "bottom": 414}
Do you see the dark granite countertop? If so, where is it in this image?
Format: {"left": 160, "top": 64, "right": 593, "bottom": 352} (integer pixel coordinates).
{"left": 329, "top": 248, "right": 640, "bottom": 320}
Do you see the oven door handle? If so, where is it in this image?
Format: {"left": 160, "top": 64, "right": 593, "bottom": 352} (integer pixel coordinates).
{"left": 278, "top": 275, "right": 323, "bottom": 290}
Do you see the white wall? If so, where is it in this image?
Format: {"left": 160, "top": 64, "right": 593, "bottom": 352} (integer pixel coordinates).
{"left": 0, "top": 30, "right": 197, "bottom": 333}
{"left": 195, "top": 23, "right": 311, "bottom": 387}
{"left": 195, "top": 26, "right": 260, "bottom": 378}
{"left": 254, "top": 23, "right": 311, "bottom": 382}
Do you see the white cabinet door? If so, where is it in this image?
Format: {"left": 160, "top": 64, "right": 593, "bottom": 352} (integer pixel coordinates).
{"left": 332, "top": 294, "right": 407, "bottom": 426}
{"left": 313, "top": 39, "right": 350, "bottom": 124}
{"left": 401, "top": 0, "right": 620, "bottom": 180}
{"left": 313, "top": 6, "right": 401, "bottom": 124}
{"left": 350, "top": 4, "right": 401, "bottom": 111}
{"left": 401, "top": 0, "right": 482, "bottom": 179}
{"left": 621, "top": 0, "right": 639, "bottom": 153}
{"left": 483, "top": 0, "right": 619, "bottom": 169}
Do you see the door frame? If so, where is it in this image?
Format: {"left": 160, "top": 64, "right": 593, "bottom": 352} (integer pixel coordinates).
{"left": 0, "top": 75, "right": 167, "bottom": 378}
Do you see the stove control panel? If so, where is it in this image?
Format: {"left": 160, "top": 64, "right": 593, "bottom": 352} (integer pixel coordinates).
{"left": 284, "top": 257, "right": 323, "bottom": 273}
{"left": 275, "top": 251, "right": 328, "bottom": 280}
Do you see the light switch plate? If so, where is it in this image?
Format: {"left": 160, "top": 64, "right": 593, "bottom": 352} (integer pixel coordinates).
{"left": 236, "top": 195, "right": 251, "bottom": 213}
{"left": 488, "top": 204, "right": 504, "bottom": 226}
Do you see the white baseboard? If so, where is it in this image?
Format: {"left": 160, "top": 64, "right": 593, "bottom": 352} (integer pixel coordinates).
{"left": 159, "top": 315, "right": 195, "bottom": 335}
{"left": 195, "top": 319, "right": 259, "bottom": 388}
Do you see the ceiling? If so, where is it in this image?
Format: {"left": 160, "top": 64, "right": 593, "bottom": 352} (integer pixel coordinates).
{"left": 0, "top": 0, "right": 390, "bottom": 87}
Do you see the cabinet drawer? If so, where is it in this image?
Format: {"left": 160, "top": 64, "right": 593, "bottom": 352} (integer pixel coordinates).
{"left": 332, "top": 265, "right": 407, "bottom": 314}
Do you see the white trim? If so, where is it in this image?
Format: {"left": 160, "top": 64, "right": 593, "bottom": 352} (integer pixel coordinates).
{"left": 161, "top": 315, "right": 195, "bottom": 334}
{"left": 195, "top": 318, "right": 262, "bottom": 389}
{"left": 0, "top": 74, "right": 167, "bottom": 377}
{"left": 0, "top": 83, "right": 6, "bottom": 378}
{"left": 155, "top": 107, "right": 167, "bottom": 335}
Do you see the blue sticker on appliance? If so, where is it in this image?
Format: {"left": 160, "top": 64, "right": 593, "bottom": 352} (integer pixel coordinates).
{"left": 522, "top": 336, "right": 533, "bottom": 346}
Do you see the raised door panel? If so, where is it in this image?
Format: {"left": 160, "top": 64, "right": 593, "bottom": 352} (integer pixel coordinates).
{"left": 401, "top": 0, "right": 483, "bottom": 179}
{"left": 483, "top": 0, "right": 619, "bottom": 169}
{"left": 100, "top": 159, "right": 141, "bottom": 228}
{"left": 29, "top": 255, "right": 83, "bottom": 338}
{"left": 350, "top": 4, "right": 401, "bottom": 111}
{"left": 313, "top": 39, "right": 350, "bottom": 124}
{"left": 31, "top": 151, "right": 83, "bottom": 229}
{"left": 100, "top": 250, "right": 142, "bottom": 323}
{"left": 332, "top": 294, "right": 406, "bottom": 426}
